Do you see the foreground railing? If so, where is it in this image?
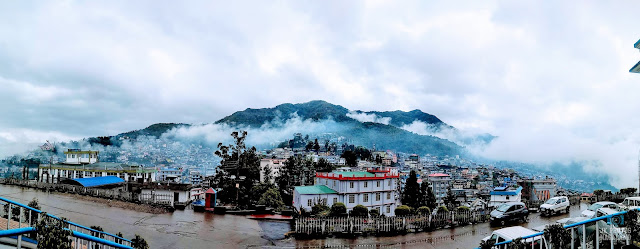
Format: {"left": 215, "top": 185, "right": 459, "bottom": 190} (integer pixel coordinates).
{"left": 480, "top": 208, "right": 640, "bottom": 249}
{"left": 0, "top": 196, "right": 132, "bottom": 249}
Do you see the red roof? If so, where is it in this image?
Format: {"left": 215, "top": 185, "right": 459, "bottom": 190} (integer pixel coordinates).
{"left": 428, "top": 173, "right": 450, "bottom": 177}
{"left": 205, "top": 188, "right": 217, "bottom": 194}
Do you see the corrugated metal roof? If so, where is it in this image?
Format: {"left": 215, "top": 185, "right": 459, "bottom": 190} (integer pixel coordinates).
{"left": 635, "top": 39, "right": 640, "bottom": 49}
{"left": 71, "top": 176, "right": 125, "bottom": 188}
{"left": 295, "top": 185, "right": 338, "bottom": 195}
{"left": 630, "top": 60, "right": 640, "bottom": 73}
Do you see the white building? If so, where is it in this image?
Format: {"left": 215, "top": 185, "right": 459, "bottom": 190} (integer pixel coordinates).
{"left": 156, "top": 167, "right": 182, "bottom": 183}
{"left": 63, "top": 149, "right": 99, "bottom": 164}
{"left": 489, "top": 186, "right": 523, "bottom": 207}
{"left": 427, "top": 173, "right": 451, "bottom": 205}
{"left": 293, "top": 167, "right": 399, "bottom": 216}
{"left": 260, "top": 158, "right": 286, "bottom": 183}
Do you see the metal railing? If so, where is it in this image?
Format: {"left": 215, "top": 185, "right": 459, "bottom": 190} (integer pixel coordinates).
{"left": 479, "top": 208, "right": 640, "bottom": 249}
{"left": 0, "top": 196, "right": 133, "bottom": 249}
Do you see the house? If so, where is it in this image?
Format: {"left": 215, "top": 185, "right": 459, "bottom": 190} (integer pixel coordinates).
{"left": 489, "top": 186, "right": 523, "bottom": 207}
{"left": 39, "top": 161, "right": 156, "bottom": 184}
{"left": 260, "top": 158, "right": 286, "bottom": 183}
{"left": 293, "top": 167, "right": 399, "bottom": 216}
{"left": 140, "top": 183, "right": 192, "bottom": 208}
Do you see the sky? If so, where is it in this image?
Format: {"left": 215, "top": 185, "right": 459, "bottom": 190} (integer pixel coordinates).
{"left": 1, "top": 1, "right": 640, "bottom": 187}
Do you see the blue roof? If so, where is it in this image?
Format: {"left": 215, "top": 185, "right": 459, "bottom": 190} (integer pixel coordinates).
{"left": 490, "top": 186, "right": 522, "bottom": 196}
{"left": 71, "top": 176, "right": 125, "bottom": 188}
{"left": 635, "top": 39, "right": 640, "bottom": 49}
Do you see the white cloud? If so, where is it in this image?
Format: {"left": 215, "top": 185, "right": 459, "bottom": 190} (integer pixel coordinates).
{"left": 346, "top": 111, "right": 391, "bottom": 125}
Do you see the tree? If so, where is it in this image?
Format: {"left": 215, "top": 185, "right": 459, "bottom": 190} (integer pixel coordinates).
{"left": 211, "top": 131, "right": 261, "bottom": 208}
{"left": 375, "top": 154, "right": 383, "bottom": 165}
{"left": 315, "top": 158, "right": 334, "bottom": 172}
{"left": 626, "top": 209, "right": 640, "bottom": 243}
{"left": 401, "top": 171, "right": 421, "bottom": 209}
{"left": 593, "top": 189, "right": 605, "bottom": 196}
{"left": 131, "top": 234, "right": 149, "bottom": 249}
{"left": 369, "top": 208, "right": 380, "bottom": 217}
{"left": 36, "top": 213, "right": 72, "bottom": 249}
{"left": 394, "top": 205, "right": 412, "bottom": 216}
{"left": 330, "top": 202, "right": 347, "bottom": 217}
{"left": 313, "top": 139, "right": 320, "bottom": 152}
{"left": 510, "top": 237, "right": 527, "bottom": 249}
{"left": 305, "top": 141, "right": 313, "bottom": 152}
{"left": 620, "top": 188, "right": 638, "bottom": 195}
{"left": 350, "top": 205, "right": 369, "bottom": 217}
{"left": 444, "top": 187, "right": 458, "bottom": 209}
{"left": 341, "top": 150, "right": 357, "bottom": 167}
{"left": 544, "top": 223, "right": 571, "bottom": 249}
{"left": 262, "top": 164, "right": 273, "bottom": 184}
{"left": 424, "top": 184, "right": 437, "bottom": 210}
{"left": 258, "top": 187, "right": 285, "bottom": 211}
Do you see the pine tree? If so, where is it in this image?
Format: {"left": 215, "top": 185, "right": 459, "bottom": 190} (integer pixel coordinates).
{"left": 401, "top": 171, "right": 421, "bottom": 209}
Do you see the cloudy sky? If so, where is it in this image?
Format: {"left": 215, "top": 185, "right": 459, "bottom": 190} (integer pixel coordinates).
{"left": 1, "top": 1, "right": 640, "bottom": 186}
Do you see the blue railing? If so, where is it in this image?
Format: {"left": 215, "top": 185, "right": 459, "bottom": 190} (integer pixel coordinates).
{"left": 0, "top": 196, "right": 133, "bottom": 248}
{"left": 478, "top": 208, "right": 640, "bottom": 249}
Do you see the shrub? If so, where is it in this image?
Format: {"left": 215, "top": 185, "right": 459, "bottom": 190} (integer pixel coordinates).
{"left": 311, "top": 203, "right": 329, "bottom": 216}
{"left": 436, "top": 205, "right": 449, "bottom": 213}
{"left": 456, "top": 206, "right": 470, "bottom": 212}
{"left": 395, "top": 205, "right": 412, "bottom": 216}
{"left": 350, "top": 205, "right": 369, "bottom": 217}
{"left": 330, "top": 202, "right": 347, "bottom": 217}
{"left": 544, "top": 223, "right": 571, "bottom": 249}
{"left": 417, "top": 206, "right": 431, "bottom": 215}
{"left": 369, "top": 208, "right": 380, "bottom": 217}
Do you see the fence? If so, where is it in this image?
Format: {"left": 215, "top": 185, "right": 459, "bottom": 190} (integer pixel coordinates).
{"left": 0, "top": 196, "right": 133, "bottom": 249}
{"left": 138, "top": 193, "right": 173, "bottom": 206}
{"left": 295, "top": 209, "right": 490, "bottom": 236}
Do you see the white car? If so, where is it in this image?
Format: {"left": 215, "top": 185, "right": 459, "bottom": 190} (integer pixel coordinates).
{"left": 619, "top": 197, "right": 640, "bottom": 211}
{"left": 482, "top": 226, "right": 546, "bottom": 245}
{"left": 539, "top": 196, "right": 570, "bottom": 216}
{"left": 581, "top": 201, "right": 619, "bottom": 218}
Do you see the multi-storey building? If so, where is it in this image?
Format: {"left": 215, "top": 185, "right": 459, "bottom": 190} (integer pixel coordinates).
{"left": 260, "top": 158, "right": 286, "bottom": 183}
{"left": 293, "top": 167, "right": 399, "bottom": 216}
{"left": 427, "top": 173, "right": 451, "bottom": 205}
{"left": 489, "top": 186, "right": 523, "bottom": 207}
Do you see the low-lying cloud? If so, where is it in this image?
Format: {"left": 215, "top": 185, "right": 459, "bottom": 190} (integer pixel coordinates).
{"left": 346, "top": 111, "right": 391, "bottom": 125}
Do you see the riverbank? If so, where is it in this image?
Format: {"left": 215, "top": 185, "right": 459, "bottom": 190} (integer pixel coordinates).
{"left": 0, "top": 179, "right": 169, "bottom": 214}
{"left": 56, "top": 192, "right": 169, "bottom": 214}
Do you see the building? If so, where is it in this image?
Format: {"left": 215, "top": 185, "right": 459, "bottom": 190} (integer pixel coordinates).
{"left": 518, "top": 178, "right": 557, "bottom": 201}
{"left": 260, "top": 158, "right": 286, "bottom": 183}
{"left": 140, "top": 183, "right": 192, "bottom": 208}
{"left": 630, "top": 38, "right": 640, "bottom": 73}
{"left": 293, "top": 167, "right": 399, "bottom": 216}
{"left": 489, "top": 186, "right": 523, "bottom": 207}
{"left": 156, "top": 167, "right": 183, "bottom": 183}
{"left": 39, "top": 162, "right": 156, "bottom": 184}
{"left": 189, "top": 170, "right": 204, "bottom": 185}
{"left": 63, "top": 149, "right": 99, "bottom": 164}
{"left": 427, "top": 173, "right": 451, "bottom": 205}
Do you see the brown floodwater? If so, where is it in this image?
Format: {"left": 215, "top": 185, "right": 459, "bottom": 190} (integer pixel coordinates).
{"left": 0, "top": 185, "right": 589, "bottom": 249}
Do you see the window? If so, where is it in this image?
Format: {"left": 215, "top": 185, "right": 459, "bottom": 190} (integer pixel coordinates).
{"left": 387, "top": 192, "right": 391, "bottom": 200}
{"left": 363, "top": 194, "right": 369, "bottom": 202}
{"left": 349, "top": 195, "right": 355, "bottom": 203}
{"left": 333, "top": 197, "right": 338, "bottom": 204}
{"left": 377, "top": 181, "right": 381, "bottom": 188}
{"left": 388, "top": 180, "right": 391, "bottom": 186}
{"left": 386, "top": 206, "right": 391, "bottom": 213}
{"left": 376, "top": 193, "right": 381, "bottom": 201}
{"left": 364, "top": 182, "right": 368, "bottom": 188}
{"left": 506, "top": 196, "right": 510, "bottom": 200}
{"left": 350, "top": 182, "right": 354, "bottom": 188}
{"left": 308, "top": 199, "right": 312, "bottom": 207}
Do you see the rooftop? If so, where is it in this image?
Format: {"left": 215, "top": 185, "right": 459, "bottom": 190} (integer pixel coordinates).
{"left": 316, "top": 171, "right": 399, "bottom": 180}
{"left": 41, "top": 162, "right": 156, "bottom": 173}
{"left": 67, "top": 176, "right": 125, "bottom": 188}
{"left": 428, "top": 173, "right": 450, "bottom": 177}
{"left": 490, "top": 186, "right": 523, "bottom": 196}
{"left": 295, "top": 185, "right": 338, "bottom": 195}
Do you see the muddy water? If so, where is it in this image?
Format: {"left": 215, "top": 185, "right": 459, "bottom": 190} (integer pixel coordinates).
{"left": 0, "top": 185, "right": 589, "bottom": 249}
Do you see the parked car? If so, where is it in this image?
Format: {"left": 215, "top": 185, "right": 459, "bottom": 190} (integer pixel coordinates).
{"left": 539, "top": 196, "right": 570, "bottom": 216}
{"left": 581, "top": 201, "right": 620, "bottom": 218}
{"left": 482, "top": 226, "right": 545, "bottom": 246}
{"left": 619, "top": 197, "right": 640, "bottom": 211}
{"left": 490, "top": 202, "right": 529, "bottom": 226}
